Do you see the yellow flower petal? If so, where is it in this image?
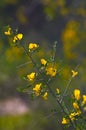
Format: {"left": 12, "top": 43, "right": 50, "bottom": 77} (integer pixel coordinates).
{"left": 42, "top": 92, "right": 48, "bottom": 100}
{"left": 71, "top": 70, "right": 78, "bottom": 77}
{"left": 74, "top": 89, "right": 81, "bottom": 100}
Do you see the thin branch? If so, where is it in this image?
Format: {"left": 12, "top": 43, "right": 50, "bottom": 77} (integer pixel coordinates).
{"left": 17, "top": 61, "right": 32, "bottom": 68}
{"left": 60, "top": 64, "right": 80, "bottom": 103}
{"left": 21, "top": 44, "right": 76, "bottom": 130}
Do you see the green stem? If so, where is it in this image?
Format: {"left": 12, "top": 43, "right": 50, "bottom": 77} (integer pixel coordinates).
{"left": 60, "top": 64, "right": 80, "bottom": 103}
{"left": 60, "top": 77, "right": 73, "bottom": 103}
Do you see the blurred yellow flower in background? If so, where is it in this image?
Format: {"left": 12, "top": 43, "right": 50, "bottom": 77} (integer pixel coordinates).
{"left": 62, "top": 20, "right": 80, "bottom": 60}
{"left": 5, "top": 46, "right": 23, "bottom": 62}
{"left": 60, "top": 65, "right": 70, "bottom": 79}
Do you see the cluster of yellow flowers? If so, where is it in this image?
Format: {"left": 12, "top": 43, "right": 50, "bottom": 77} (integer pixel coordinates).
{"left": 13, "top": 33, "right": 23, "bottom": 43}
{"left": 25, "top": 43, "right": 79, "bottom": 101}
{"left": 26, "top": 43, "right": 58, "bottom": 99}
{"left": 33, "top": 83, "right": 48, "bottom": 100}
{"left": 27, "top": 71, "right": 48, "bottom": 99}
{"left": 4, "top": 26, "right": 23, "bottom": 43}
{"left": 62, "top": 89, "right": 86, "bottom": 125}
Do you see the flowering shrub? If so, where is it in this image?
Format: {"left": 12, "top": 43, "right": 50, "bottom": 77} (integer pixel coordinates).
{"left": 4, "top": 26, "right": 86, "bottom": 130}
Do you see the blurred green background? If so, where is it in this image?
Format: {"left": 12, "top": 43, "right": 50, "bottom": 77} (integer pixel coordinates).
{"left": 0, "top": 0, "right": 86, "bottom": 130}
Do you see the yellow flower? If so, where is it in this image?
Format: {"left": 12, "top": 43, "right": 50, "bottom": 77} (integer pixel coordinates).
{"left": 74, "top": 89, "right": 81, "bottom": 100}
{"left": 69, "top": 111, "right": 81, "bottom": 121}
{"left": 13, "top": 33, "right": 23, "bottom": 43}
{"left": 62, "top": 117, "right": 68, "bottom": 124}
{"left": 4, "top": 27, "right": 12, "bottom": 35}
{"left": 33, "top": 83, "right": 41, "bottom": 96}
{"left": 41, "top": 58, "right": 47, "bottom": 65}
{"left": 56, "top": 88, "right": 60, "bottom": 94}
{"left": 28, "top": 43, "right": 39, "bottom": 50}
{"left": 27, "top": 72, "right": 36, "bottom": 81}
{"left": 46, "top": 67, "right": 57, "bottom": 77}
{"left": 17, "top": 33, "right": 23, "bottom": 40}
{"left": 13, "top": 36, "right": 18, "bottom": 43}
{"left": 69, "top": 112, "right": 76, "bottom": 121}
{"left": 82, "top": 95, "right": 86, "bottom": 105}
{"left": 73, "top": 102, "right": 79, "bottom": 110}
{"left": 71, "top": 70, "right": 78, "bottom": 77}
{"left": 42, "top": 92, "right": 48, "bottom": 100}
